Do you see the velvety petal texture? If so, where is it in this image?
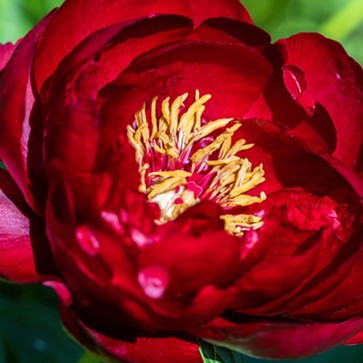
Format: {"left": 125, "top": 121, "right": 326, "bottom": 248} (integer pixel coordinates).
{"left": 276, "top": 33, "right": 363, "bottom": 169}
{"left": 34, "top": 0, "right": 251, "bottom": 92}
{"left": 0, "top": 170, "right": 38, "bottom": 282}
{"left": 0, "top": 0, "right": 362, "bottom": 362}
{"left": 61, "top": 303, "right": 202, "bottom": 363}
{"left": 0, "top": 42, "right": 17, "bottom": 73}
{"left": 0, "top": 13, "right": 55, "bottom": 213}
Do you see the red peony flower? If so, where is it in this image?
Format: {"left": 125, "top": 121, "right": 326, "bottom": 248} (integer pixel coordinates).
{"left": 1, "top": 0, "right": 363, "bottom": 361}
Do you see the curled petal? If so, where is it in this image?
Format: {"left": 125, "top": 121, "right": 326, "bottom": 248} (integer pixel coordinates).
{"left": 0, "top": 170, "right": 38, "bottom": 282}
{"left": 60, "top": 303, "right": 202, "bottom": 363}
{"left": 0, "top": 13, "right": 55, "bottom": 212}
{"left": 276, "top": 33, "right": 363, "bottom": 169}
{"left": 345, "top": 330, "right": 363, "bottom": 345}
{"left": 0, "top": 42, "right": 17, "bottom": 73}
{"left": 34, "top": 0, "right": 251, "bottom": 92}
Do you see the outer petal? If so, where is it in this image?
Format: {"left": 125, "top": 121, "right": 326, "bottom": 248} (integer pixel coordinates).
{"left": 0, "top": 170, "right": 38, "bottom": 282}
{"left": 0, "top": 13, "right": 55, "bottom": 212}
{"left": 44, "top": 15, "right": 193, "bottom": 102}
{"left": 34, "top": 0, "right": 251, "bottom": 91}
{"left": 345, "top": 330, "right": 363, "bottom": 345}
{"left": 269, "top": 224, "right": 363, "bottom": 321}
{"left": 60, "top": 303, "right": 202, "bottom": 363}
{"left": 192, "top": 316, "right": 363, "bottom": 360}
{"left": 0, "top": 42, "right": 17, "bottom": 73}
{"left": 276, "top": 33, "right": 363, "bottom": 169}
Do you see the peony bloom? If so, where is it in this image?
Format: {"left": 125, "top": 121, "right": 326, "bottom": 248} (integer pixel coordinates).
{"left": 1, "top": 0, "right": 363, "bottom": 361}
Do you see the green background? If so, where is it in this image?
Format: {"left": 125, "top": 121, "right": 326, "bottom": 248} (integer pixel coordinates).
{"left": 0, "top": 1, "right": 362, "bottom": 362}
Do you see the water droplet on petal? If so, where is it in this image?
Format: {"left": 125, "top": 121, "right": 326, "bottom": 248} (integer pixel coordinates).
{"left": 101, "top": 211, "right": 125, "bottom": 234}
{"left": 328, "top": 209, "right": 341, "bottom": 230}
{"left": 137, "top": 265, "right": 169, "bottom": 299}
{"left": 283, "top": 65, "right": 307, "bottom": 98}
{"left": 283, "top": 65, "right": 315, "bottom": 116}
{"left": 76, "top": 225, "right": 100, "bottom": 256}
{"left": 130, "top": 228, "right": 156, "bottom": 247}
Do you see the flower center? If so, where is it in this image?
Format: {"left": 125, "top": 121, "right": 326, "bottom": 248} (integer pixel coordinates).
{"left": 127, "top": 91, "right": 266, "bottom": 237}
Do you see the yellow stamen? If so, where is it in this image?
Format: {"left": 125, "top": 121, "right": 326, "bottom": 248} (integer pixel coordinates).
{"left": 220, "top": 214, "right": 264, "bottom": 237}
{"left": 127, "top": 91, "right": 266, "bottom": 237}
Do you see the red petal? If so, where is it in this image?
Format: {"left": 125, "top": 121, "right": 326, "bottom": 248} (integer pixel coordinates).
{"left": 192, "top": 316, "right": 363, "bottom": 359}
{"left": 228, "top": 189, "right": 358, "bottom": 315}
{"left": 0, "top": 42, "right": 17, "bottom": 73}
{"left": 0, "top": 170, "right": 38, "bottom": 282}
{"left": 0, "top": 13, "right": 55, "bottom": 212}
{"left": 245, "top": 69, "right": 338, "bottom": 157}
{"left": 273, "top": 225, "right": 363, "bottom": 321}
{"left": 345, "top": 330, "right": 363, "bottom": 345}
{"left": 88, "top": 333, "right": 202, "bottom": 363}
{"left": 282, "top": 64, "right": 315, "bottom": 116}
{"left": 60, "top": 303, "right": 202, "bottom": 363}
{"left": 42, "top": 16, "right": 193, "bottom": 195}
{"left": 96, "top": 41, "right": 272, "bottom": 168}
{"left": 44, "top": 40, "right": 272, "bottom": 211}
{"left": 194, "top": 18, "right": 270, "bottom": 50}
{"left": 138, "top": 210, "right": 239, "bottom": 297}
{"left": 277, "top": 33, "right": 363, "bottom": 169}
{"left": 45, "top": 15, "right": 193, "bottom": 100}
{"left": 34, "top": 0, "right": 251, "bottom": 92}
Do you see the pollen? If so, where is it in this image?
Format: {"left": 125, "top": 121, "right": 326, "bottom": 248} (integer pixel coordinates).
{"left": 127, "top": 91, "right": 266, "bottom": 237}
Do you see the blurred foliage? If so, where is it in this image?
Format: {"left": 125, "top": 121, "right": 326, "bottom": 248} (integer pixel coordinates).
{"left": 0, "top": 1, "right": 362, "bottom": 362}
{"left": 0, "top": 281, "right": 83, "bottom": 363}
{"left": 0, "top": 0, "right": 60, "bottom": 43}
{"left": 243, "top": 0, "right": 363, "bottom": 65}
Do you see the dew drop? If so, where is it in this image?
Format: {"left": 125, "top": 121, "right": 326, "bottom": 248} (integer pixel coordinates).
{"left": 328, "top": 209, "right": 341, "bottom": 230}
{"left": 137, "top": 265, "right": 169, "bottom": 299}
{"left": 76, "top": 225, "right": 100, "bottom": 256}
{"left": 283, "top": 65, "right": 307, "bottom": 98}
{"left": 101, "top": 211, "right": 125, "bottom": 234}
{"left": 130, "top": 228, "right": 156, "bottom": 248}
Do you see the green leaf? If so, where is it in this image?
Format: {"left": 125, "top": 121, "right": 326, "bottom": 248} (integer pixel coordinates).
{"left": 0, "top": 281, "right": 83, "bottom": 363}
{"left": 77, "top": 351, "right": 105, "bottom": 363}
{"left": 199, "top": 340, "right": 246, "bottom": 363}
{"left": 0, "top": 162, "right": 6, "bottom": 170}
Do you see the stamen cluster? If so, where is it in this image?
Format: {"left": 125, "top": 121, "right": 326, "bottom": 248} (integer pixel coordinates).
{"left": 127, "top": 91, "right": 266, "bottom": 236}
